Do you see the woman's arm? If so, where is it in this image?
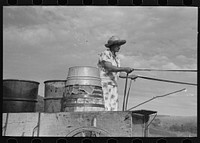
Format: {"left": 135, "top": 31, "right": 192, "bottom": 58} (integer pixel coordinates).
{"left": 102, "top": 61, "right": 134, "bottom": 73}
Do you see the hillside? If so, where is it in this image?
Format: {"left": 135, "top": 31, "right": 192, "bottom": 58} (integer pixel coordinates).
{"left": 149, "top": 115, "right": 197, "bottom": 137}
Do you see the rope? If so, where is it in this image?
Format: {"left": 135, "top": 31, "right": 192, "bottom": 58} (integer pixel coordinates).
{"left": 119, "top": 74, "right": 197, "bottom": 86}
{"left": 147, "top": 113, "right": 157, "bottom": 128}
{"left": 127, "top": 88, "right": 186, "bottom": 111}
{"left": 124, "top": 79, "right": 133, "bottom": 111}
{"left": 134, "top": 69, "right": 197, "bottom": 72}
{"left": 138, "top": 75, "right": 197, "bottom": 86}
{"left": 122, "top": 73, "right": 129, "bottom": 111}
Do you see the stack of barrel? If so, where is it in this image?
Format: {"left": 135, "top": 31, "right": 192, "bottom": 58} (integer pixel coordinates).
{"left": 3, "top": 79, "right": 40, "bottom": 113}
{"left": 44, "top": 66, "right": 105, "bottom": 112}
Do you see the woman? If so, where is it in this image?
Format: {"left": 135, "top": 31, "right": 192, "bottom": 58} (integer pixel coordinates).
{"left": 97, "top": 36, "right": 134, "bottom": 111}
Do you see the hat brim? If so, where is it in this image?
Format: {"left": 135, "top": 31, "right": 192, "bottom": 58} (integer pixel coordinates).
{"left": 105, "top": 40, "right": 126, "bottom": 48}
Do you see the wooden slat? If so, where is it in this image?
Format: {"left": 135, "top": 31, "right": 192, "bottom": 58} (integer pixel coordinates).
{"left": 95, "top": 111, "right": 132, "bottom": 137}
{"left": 2, "top": 111, "right": 150, "bottom": 137}
{"left": 39, "top": 112, "right": 90, "bottom": 136}
{"left": 2, "top": 113, "right": 8, "bottom": 136}
{"left": 39, "top": 111, "right": 133, "bottom": 137}
{"left": 4, "top": 113, "right": 39, "bottom": 136}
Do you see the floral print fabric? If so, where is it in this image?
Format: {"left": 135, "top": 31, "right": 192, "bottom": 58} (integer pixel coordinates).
{"left": 101, "top": 82, "right": 119, "bottom": 111}
{"left": 97, "top": 49, "right": 120, "bottom": 111}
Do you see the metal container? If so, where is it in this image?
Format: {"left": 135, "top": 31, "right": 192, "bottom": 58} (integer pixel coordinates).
{"left": 44, "top": 80, "right": 67, "bottom": 113}
{"left": 3, "top": 79, "right": 39, "bottom": 113}
{"left": 66, "top": 66, "right": 102, "bottom": 86}
{"left": 63, "top": 66, "right": 105, "bottom": 112}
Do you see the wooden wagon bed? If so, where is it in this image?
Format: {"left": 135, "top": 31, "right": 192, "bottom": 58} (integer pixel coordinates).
{"left": 2, "top": 110, "right": 156, "bottom": 137}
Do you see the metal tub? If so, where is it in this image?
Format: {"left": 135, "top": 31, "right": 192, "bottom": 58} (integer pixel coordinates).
{"left": 3, "top": 79, "right": 39, "bottom": 113}
{"left": 44, "top": 80, "right": 67, "bottom": 113}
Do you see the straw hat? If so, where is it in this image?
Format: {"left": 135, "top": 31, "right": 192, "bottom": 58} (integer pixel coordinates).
{"left": 105, "top": 36, "right": 126, "bottom": 48}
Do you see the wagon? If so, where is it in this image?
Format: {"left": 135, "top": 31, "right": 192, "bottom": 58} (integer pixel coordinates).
{"left": 2, "top": 110, "right": 157, "bottom": 137}
{"left": 2, "top": 66, "right": 157, "bottom": 137}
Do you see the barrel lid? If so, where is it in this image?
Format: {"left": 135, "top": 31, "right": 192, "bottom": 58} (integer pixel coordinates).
{"left": 3, "top": 79, "right": 40, "bottom": 84}
{"left": 44, "top": 80, "right": 67, "bottom": 84}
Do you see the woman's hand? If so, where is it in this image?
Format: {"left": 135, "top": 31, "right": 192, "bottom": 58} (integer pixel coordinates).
{"left": 123, "top": 67, "right": 134, "bottom": 74}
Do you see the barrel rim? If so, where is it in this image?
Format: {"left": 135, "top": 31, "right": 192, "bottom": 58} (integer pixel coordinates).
{"left": 3, "top": 97, "right": 38, "bottom": 102}
{"left": 3, "top": 79, "right": 40, "bottom": 84}
{"left": 44, "top": 80, "right": 67, "bottom": 84}
{"left": 68, "top": 66, "right": 99, "bottom": 70}
{"left": 67, "top": 76, "right": 101, "bottom": 79}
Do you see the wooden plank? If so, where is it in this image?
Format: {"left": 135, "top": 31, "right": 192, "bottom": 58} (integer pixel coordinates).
{"left": 39, "top": 111, "right": 132, "bottom": 137}
{"left": 39, "top": 112, "right": 98, "bottom": 136}
{"left": 65, "top": 111, "right": 132, "bottom": 137}
{"left": 4, "top": 113, "right": 39, "bottom": 136}
{"left": 2, "top": 113, "right": 8, "bottom": 136}
{"left": 2, "top": 111, "right": 148, "bottom": 137}
{"left": 95, "top": 111, "right": 132, "bottom": 137}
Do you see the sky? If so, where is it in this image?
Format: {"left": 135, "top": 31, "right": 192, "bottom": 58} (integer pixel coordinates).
{"left": 3, "top": 6, "right": 197, "bottom": 116}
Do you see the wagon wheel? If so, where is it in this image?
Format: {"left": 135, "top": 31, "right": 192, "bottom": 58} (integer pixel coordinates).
{"left": 66, "top": 126, "right": 111, "bottom": 137}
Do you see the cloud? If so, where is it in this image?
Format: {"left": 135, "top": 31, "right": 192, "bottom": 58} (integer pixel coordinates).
{"left": 3, "top": 7, "right": 65, "bottom": 28}
{"left": 3, "top": 26, "right": 56, "bottom": 49}
{"left": 3, "top": 7, "right": 197, "bottom": 116}
{"left": 118, "top": 53, "right": 183, "bottom": 70}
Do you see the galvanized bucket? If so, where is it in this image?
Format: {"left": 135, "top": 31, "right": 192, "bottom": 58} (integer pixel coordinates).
{"left": 3, "top": 79, "right": 39, "bottom": 113}
{"left": 44, "top": 80, "right": 67, "bottom": 113}
{"left": 66, "top": 66, "right": 102, "bottom": 86}
{"left": 63, "top": 66, "right": 105, "bottom": 112}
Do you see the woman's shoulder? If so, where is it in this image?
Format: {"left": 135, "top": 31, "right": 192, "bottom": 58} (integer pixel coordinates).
{"left": 100, "top": 49, "right": 112, "bottom": 57}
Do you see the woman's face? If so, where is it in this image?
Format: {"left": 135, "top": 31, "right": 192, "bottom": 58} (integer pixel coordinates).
{"left": 110, "top": 44, "right": 121, "bottom": 52}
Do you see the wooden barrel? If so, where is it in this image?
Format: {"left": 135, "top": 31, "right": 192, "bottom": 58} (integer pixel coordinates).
{"left": 63, "top": 66, "right": 105, "bottom": 112}
{"left": 44, "top": 80, "right": 67, "bottom": 113}
{"left": 3, "top": 79, "right": 39, "bottom": 113}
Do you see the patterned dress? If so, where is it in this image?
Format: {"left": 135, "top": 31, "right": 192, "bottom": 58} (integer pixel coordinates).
{"left": 97, "top": 49, "right": 120, "bottom": 111}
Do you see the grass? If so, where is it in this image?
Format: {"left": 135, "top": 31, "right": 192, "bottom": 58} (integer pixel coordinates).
{"left": 149, "top": 115, "right": 197, "bottom": 137}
